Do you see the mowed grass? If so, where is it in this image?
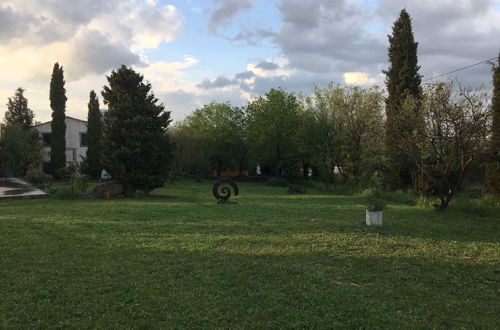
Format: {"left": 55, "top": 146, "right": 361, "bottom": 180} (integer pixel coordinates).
{"left": 0, "top": 179, "right": 499, "bottom": 329}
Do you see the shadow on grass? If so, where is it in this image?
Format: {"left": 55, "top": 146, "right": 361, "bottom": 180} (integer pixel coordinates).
{"left": 1, "top": 223, "right": 498, "bottom": 329}
{"left": 2, "top": 189, "right": 499, "bottom": 246}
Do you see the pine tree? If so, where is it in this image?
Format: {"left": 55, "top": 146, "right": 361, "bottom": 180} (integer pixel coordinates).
{"left": 384, "top": 9, "right": 423, "bottom": 189}
{"left": 486, "top": 52, "right": 500, "bottom": 194}
{"left": 85, "top": 90, "right": 102, "bottom": 179}
{"left": 5, "top": 87, "right": 34, "bottom": 128}
{"left": 49, "top": 63, "right": 67, "bottom": 174}
{"left": 2, "top": 88, "right": 40, "bottom": 175}
{"left": 101, "top": 65, "right": 173, "bottom": 194}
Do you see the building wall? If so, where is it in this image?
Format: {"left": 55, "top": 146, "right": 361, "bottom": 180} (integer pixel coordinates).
{"left": 34, "top": 117, "right": 88, "bottom": 164}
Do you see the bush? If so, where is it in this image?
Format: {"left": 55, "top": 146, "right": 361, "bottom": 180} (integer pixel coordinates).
{"left": 69, "top": 176, "right": 88, "bottom": 199}
{"left": 366, "top": 196, "right": 386, "bottom": 212}
{"left": 53, "top": 166, "right": 72, "bottom": 179}
{"left": 415, "top": 195, "right": 437, "bottom": 208}
{"left": 26, "top": 174, "right": 51, "bottom": 190}
{"left": 365, "top": 189, "right": 387, "bottom": 212}
{"left": 287, "top": 186, "right": 306, "bottom": 194}
{"left": 266, "top": 177, "right": 289, "bottom": 187}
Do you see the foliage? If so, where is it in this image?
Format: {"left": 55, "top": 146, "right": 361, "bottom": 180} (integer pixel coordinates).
{"left": 305, "top": 84, "right": 385, "bottom": 187}
{"left": 384, "top": 9, "right": 423, "bottom": 189}
{"left": 246, "top": 88, "right": 302, "bottom": 177}
{"left": 364, "top": 189, "right": 387, "bottom": 211}
{"left": 69, "top": 176, "right": 89, "bottom": 199}
{"left": 485, "top": 52, "right": 500, "bottom": 194}
{"left": 403, "top": 82, "right": 491, "bottom": 211}
{"left": 26, "top": 173, "right": 52, "bottom": 190}
{"left": 169, "top": 121, "right": 211, "bottom": 176}
{"left": 0, "top": 123, "right": 41, "bottom": 176}
{"left": 85, "top": 90, "right": 102, "bottom": 179}
{"left": 287, "top": 186, "right": 306, "bottom": 194}
{"left": 101, "top": 65, "right": 173, "bottom": 194}
{"left": 265, "top": 177, "right": 289, "bottom": 187}
{"left": 304, "top": 84, "right": 343, "bottom": 185}
{"left": 184, "top": 102, "right": 247, "bottom": 176}
{"left": 366, "top": 196, "right": 386, "bottom": 212}
{"left": 1, "top": 88, "right": 40, "bottom": 176}
{"left": 49, "top": 63, "right": 67, "bottom": 176}
{"left": 0, "top": 179, "right": 498, "bottom": 328}
{"left": 5, "top": 87, "right": 34, "bottom": 128}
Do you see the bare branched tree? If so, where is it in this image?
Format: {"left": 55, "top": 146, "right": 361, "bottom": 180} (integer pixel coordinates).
{"left": 402, "top": 82, "right": 491, "bottom": 211}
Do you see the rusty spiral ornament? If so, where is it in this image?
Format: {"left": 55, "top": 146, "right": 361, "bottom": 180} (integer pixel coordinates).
{"left": 212, "top": 178, "right": 239, "bottom": 202}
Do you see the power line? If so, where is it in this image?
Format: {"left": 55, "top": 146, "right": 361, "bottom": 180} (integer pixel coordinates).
{"left": 422, "top": 56, "right": 497, "bottom": 83}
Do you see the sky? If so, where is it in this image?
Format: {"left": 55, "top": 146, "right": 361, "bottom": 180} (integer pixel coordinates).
{"left": 1, "top": 0, "right": 499, "bottom": 123}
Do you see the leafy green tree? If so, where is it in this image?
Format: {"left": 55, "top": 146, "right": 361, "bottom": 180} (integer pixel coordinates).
{"left": 5, "top": 88, "right": 34, "bottom": 128}
{"left": 101, "top": 65, "right": 173, "bottom": 194}
{"left": 246, "top": 88, "right": 302, "bottom": 177}
{"left": 84, "top": 90, "right": 102, "bottom": 179}
{"left": 384, "top": 9, "right": 423, "bottom": 190}
{"left": 295, "top": 102, "right": 322, "bottom": 179}
{"left": 49, "top": 62, "right": 67, "bottom": 175}
{"left": 307, "top": 84, "right": 385, "bottom": 187}
{"left": 185, "top": 102, "right": 247, "bottom": 176}
{"left": 1, "top": 88, "right": 40, "bottom": 176}
{"left": 486, "top": 53, "right": 500, "bottom": 194}
{"left": 169, "top": 121, "right": 211, "bottom": 176}
{"left": 307, "top": 84, "right": 345, "bottom": 185}
{"left": 338, "top": 85, "right": 385, "bottom": 187}
{"left": 0, "top": 123, "right": 41, "bottom": 176}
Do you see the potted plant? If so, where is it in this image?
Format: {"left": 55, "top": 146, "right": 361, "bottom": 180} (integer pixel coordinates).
{"left": 366, "top": 195, "right": 386, "bottom": 226}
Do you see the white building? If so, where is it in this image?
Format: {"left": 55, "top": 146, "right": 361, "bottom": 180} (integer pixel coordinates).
{"left": 34, "top": 116, "right": 88, "bottom": 165}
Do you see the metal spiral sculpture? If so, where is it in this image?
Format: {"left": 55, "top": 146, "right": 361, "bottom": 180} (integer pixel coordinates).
{"left": 212, "top": 178, "right": 239, "bottom": 203}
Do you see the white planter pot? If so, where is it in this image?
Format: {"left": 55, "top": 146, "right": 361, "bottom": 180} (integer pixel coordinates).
{"left": 366, "top": 210, "right": 383, "bottom": 226}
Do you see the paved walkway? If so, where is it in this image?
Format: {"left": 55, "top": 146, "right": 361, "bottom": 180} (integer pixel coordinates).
{"left": 0, "top": 178, "right": 47, "bottom": 198}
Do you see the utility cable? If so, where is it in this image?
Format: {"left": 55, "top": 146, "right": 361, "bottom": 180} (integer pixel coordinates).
{"left": 422, "top": 56, "right": 497, "bottom": 83}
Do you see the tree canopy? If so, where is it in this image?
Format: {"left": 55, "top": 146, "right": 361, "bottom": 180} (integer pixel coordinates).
{"left": 49, "top": 62, "right": 67, "bottom": 174}
{"left": 384, "top": 9, "right": 423, "bottom": 189}
{"left": 5, "top": 87, "right": 34, "bottom": 128}
{"left": 101, "top": 65, "right": 173, "bottom": 194}
{"left": 85, "top": 90, "right": 102, "bottom": 179}
{"left": 184, "top": 102, "right": 247, "bottom": 176}
{"left": 486, "top": 53, "right": 500, "bottom": 194}
{"left": 246, "top": 88, "right": 302, "bottom": 177}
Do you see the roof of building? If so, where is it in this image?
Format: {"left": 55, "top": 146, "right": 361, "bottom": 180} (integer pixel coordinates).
{"left": 33, "top": 116, "right": 87, "bottom": 127}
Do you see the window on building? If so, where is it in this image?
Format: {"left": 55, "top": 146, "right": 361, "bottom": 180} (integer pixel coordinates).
{"left": 80, "top": 133, "right": 88, "bottom": 147}
{"left": 42, "top": 133, "right": 51, "bottom": 145}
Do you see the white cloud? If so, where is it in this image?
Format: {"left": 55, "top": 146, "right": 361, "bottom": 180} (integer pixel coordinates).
{"left": 343, "top": 72, "right": 377, "bottom": 85}
{"left": 0, "top": 0, "right": 185, "bottom": 123}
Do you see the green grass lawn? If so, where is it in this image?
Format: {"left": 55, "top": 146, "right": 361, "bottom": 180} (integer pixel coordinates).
{"left": 1, "top": 179, "right": 499, "bottom": 329}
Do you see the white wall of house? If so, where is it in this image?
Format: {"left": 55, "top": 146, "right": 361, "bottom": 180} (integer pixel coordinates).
{"left": 34, "top": 116, "right": 88, "bottom": 164}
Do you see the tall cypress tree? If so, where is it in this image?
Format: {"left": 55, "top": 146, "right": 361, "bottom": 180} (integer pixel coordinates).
{"left": 49, "top": 62, "right": 67, "bottom": 174}
{"left": 86, "top": 90, "right": 102, "bottom": 179}
{"left": 384, "top": 9, "right": 422, "bottom": 189}
{"left": 101, "top": 65, "right": 173, "bottom": 194}
{"left": 5, "top": 87, "right": 34, "bottom": 129}
{"left": 486, "top": 52, "right": 500, "bottom": 194}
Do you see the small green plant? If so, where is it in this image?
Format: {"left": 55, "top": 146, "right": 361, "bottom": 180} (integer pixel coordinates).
{"left": 69, "top": 176, "right": 88, "bottom": 199}
{"left": 366, "top": 190, "right": 386, "bottom": 212}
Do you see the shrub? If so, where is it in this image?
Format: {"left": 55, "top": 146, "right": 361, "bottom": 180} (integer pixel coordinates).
{"left": 266, "top": 177, "right": 289, "bottom": 187}
{"left": 366, "top": 196, "right": 386, "bottom": 212}
{"left": 366, "top": 190, "right": 386, "bottom": 212}
{"left": 287, "top": 186, "right": 306, "bottom": 194}
{"left": 26, "top": 174, "right": 51, "bottom": 190}
{"left": 415, "top": 195, "right": 437, "bottom": 208}
{"left": 69, "top": 176, "right": 88, "bottom": 199}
